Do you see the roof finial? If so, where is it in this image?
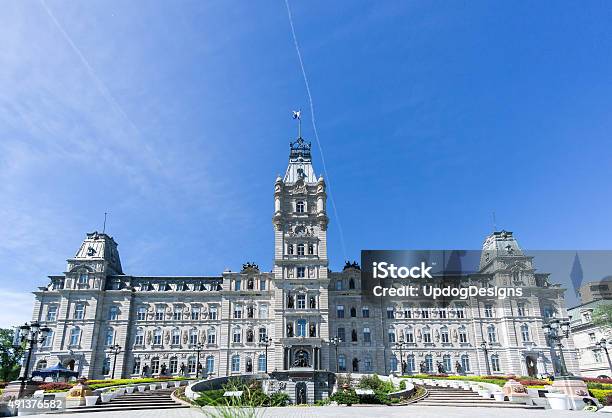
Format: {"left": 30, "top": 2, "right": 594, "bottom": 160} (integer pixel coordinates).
{"left": 103, "top": 212, "right": 108, "bottom": 234}
{"left": 292, "top": 109, "right": 302, "bottom": 138}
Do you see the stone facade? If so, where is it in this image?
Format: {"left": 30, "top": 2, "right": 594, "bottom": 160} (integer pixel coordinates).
{"left": 27, "top": 135, "right": 579, "bottom": 380}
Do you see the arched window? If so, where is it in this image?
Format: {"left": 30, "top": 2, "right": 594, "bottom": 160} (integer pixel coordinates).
{"left": 258, "top": 354, "right": 266, "bottom": 372}
{"left": 206, "top": 356, "right": 215, "bottom": 375}
{"left": 189, "top": 328, "right": 198, "bottom": 345}
{"left": 297, "top": 319, "right": 307, "bottom": 337}
{"left": 69, "top": 327, "right": 81, "bottom": 346}
{"left": 135, "top": 328, "right": 144, "bottom": 346}
{"left": 105, "top": 328, "right": 114, "bottom": 346}
{"left": 461, "top": 354, "right": 470, "bottom": 372}
{"left": 520, "top": 324, "right": 530, "bottom": 342}
{"left": 208, "top": 327, "right": 217, "bottom": 345}
{"left": 338, "top": 354, "right": 347, "bottom": 372}
{"left": 407, "top": 354, "right": 415, "bottom": 373}
{"left": 296, "top": 201, "right": 305, "bottom": 213}
{"left": 487, "top": 325, "right": 497, "bottom": 343}
{"left": 36, "top": 360, "right": 48, "bottom": 370}
{"left": 443, "top": 354, "right": 451, "bottom": 372}
{"left": 258, "top": 327, "right": 267, "bottom": 342}
{"left": 187, "top": 356, "right": 196, "bottom": 374}
{"left": 425, "top": 355, "right": 433, "bottom": 372}
{"left": 78, "top": 272, "right": 88, "bottom": 284}
{"left": 349, "top": 278, "right": 355, "bottom": 289}
{"left": 169, "top": 357, "right": 178, "bottom": 374}
{"left": 389, "top": 355, "right": 398, "bottom": 373}
{"left": 231, "top": 355, "right": 240, "bottom": 372}
{"left": 491, "top": 354, "right": 500, "bottom": 372}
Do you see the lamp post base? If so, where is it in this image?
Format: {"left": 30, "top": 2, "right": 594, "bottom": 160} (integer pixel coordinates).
{"left": 550, "top": 376, "right": 591, "bottom": 410}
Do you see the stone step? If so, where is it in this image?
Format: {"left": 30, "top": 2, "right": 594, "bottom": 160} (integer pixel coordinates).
{"left": 58, "top": 405, "right": 190, "bottom": 414}
{"left": 416, "top": 401, "right": 544, "bottom": 409}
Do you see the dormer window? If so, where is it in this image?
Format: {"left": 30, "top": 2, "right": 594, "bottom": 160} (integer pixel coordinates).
{"left": 296, "top": 201, "right": 305, "bottom": 213}
{"left": 78, "top": 273, "right": 88, "bottom": 284}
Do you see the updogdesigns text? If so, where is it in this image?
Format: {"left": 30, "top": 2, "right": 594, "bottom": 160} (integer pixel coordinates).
{"left": 371, "top": 284, "right": 522, "bottom": 300}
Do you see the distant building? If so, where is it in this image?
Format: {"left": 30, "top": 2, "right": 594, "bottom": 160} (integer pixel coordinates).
{"left": 26, "top": 130, "right": 579, "bottom": 380}
{"left": 578, "top": 277, "right": 612, "bottom": 304}
{"left": 568, "top": 299, "right": 612, "bottom": 378}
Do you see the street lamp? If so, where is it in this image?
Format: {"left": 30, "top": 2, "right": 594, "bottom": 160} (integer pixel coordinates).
{"left": 480, "top": 341, "right": 491, "bottom": 375}
{"left": 595, "top": 338, "right": 612, "bottom": 375}
{"left": 330, "top": 336, "right": 342, "bottom": 373}
{"left": 194, "top": 342, "right": 205, "bottom": 378}
{"left": 543, "top": 318, "right": 571, "bottom": 377}
{"left": 15, "top": 322, "right": 51, "bottom": 398}
{"left": 107, "top": 344, "right": 122, "bottom": 379}
{"left": 394, "top": 336, "right": 408, "bottom": 375}
{"left": 259, "top": 336, "right": 273, "bottom": 374}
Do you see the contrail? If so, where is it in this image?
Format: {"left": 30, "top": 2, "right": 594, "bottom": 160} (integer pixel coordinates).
{"left": 284, "top": 0, "right": 348, "bottom": 261}
{"left": 39, "top": 0, "right": 160, "bottom": 168}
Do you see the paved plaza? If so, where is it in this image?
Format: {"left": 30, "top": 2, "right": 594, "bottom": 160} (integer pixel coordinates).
{"left": 24, "top": 405, "right": 600, "bottom": 418}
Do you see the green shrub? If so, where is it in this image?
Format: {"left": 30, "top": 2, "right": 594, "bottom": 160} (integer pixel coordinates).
{"left": 590, "top": 389, "right": 612, "bottom": 405}
{"left": 357, "top": 374, "right": 395, "bottom": 394}
{"left": 399, "top": 380, "right": 406, "bottom": 390}
{"left": 269, "top": 392, "right": 290, "bottom": 406}
{"left": 195, "top": 389, "right": 227, "bottom": 406}
{"left": 331, "top": 389, "right": 359, "bottom": 405}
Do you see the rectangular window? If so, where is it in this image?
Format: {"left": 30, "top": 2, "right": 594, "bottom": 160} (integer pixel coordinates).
{"left": 517, "top": 303, "right": 526, "bottom": 316}
{"left": 297, "top": 295, "right": 306, "bottom": 309}
{"left": 491, "top": 356, "right": 500, "bottom": 372}
{"left": 74, "top": 303, "right": 85, "bottom": 320}
{"left": 234, "top": 279, "right": 241, "bottom": 291}
{"left": 46, "top": 306, "right": 57, "bottom": 322}
{"left": 459, "top": 331, "right": 468, "bottom": 343}
{"left": 441, "top": 330, "right": 449, "bottom": 343}
{"left": 362, "top": 307, "right": 370, "bottom": 318}
{"left": 484, "top": 304, "right": 493, "bottom": 318}
{"left": 137, "top": 307, "right": 147, "bottom": 321}
{"left": 231, "top": 356, "right": 240, "bottom": 372}
{"left": 363, "top": 327, "right": 371, "bottom": 343}
{"left": 153, "top": 331, "right": 162, "bottom": 345}
{"left": 456, "top": 308, "right": 465, "bottom": 319}
{"left": 191, "top": 307, "right": 200, "bottom": 320}
{"left": 234, "top": 305, "right": 242, "bottom": 319}
{"left": 406, "top": 331, "right": 414, "bottom": 343}
{"left": 171, "top": 331, "right": 180, "bottom": 345}
{"left": 208, "top": 330, "right": 216, "bottom": 345}
{"left": 209, "top": 306, "right": 218, "bottom": 320}
{"left": 335, "top": 280, "right": 342, "bottom": 290}
{"left": 233, "top": 330, "right": 241, "bottom": 343}
{"left": 133, "top": 358, "right": 141, "bottom": 375}
{"left": 337, "top": 327, "right": 345, "bottom": 342}
{"left": 423, "top": 331, "right": 431, "bottom": 343}
{"left": 155, "top": 307, "right": 164, "bottom": 321}
{"left": 173, "top": 309, "right": 182, "bottom": 321}
{"left": 404, "top": 309, "right": 412, "bottom": 319}
{"left": 260, "top": 279, "right": 266, "bottom": 291}
{"left": 421, "top": 309, "right": 429, "bottom": 319}
{"left": 438, "top": 309, "right": 447, "bottom": 319}
{"left": 297, "top": 267, "right": 305, "bottom": 278}
{"left": 388, "top": 329, "right": 396, "bottom": 343}
{"left": 259, "top": 305, "right": 268, "bottom": 319}
{"left": 337, "top": 305, "right": 344, "bottom": 318}
{"left": 387, "top": 307, "right": 394, "bottom": 319}
{"left": 108, "top": 306, "right": 119, "bottom": 321}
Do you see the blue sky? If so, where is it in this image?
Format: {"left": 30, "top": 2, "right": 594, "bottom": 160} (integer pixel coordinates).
{"left": 1, "top": 1, "right": 611, "bottom": 326}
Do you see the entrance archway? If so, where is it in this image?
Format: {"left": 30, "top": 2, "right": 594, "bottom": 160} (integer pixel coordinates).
{"left": 295, "top": 381, "right": 307, "bottom": 404}
{"left": 525, "top": 355, "right": 537, "bottom": 377}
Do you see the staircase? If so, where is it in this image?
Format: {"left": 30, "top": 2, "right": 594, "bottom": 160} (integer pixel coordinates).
{"left": 62, "top": 389, "right": 190, "bottom": 414}
{"left": 415, "top": 385, "right": 544, "bottom": 409}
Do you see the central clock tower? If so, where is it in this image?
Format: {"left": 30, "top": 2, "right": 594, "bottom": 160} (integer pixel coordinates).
{"left": 272, "top": 135, "right": 330, "bottom": 371}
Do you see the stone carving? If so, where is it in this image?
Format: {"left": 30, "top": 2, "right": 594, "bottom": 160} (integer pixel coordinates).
{"left": 146, "top": 331, "right": 152, "bottom": 345}
{"left": 182, "top": 330, "right": 188, "bottom": 344}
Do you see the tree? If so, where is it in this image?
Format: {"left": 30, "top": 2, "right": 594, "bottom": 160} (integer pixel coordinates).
{"left": 592, "top": 304, "right": 612, "bottom": 330}
{"left": 0, "top": 328, "right": 24, "bottom": 382}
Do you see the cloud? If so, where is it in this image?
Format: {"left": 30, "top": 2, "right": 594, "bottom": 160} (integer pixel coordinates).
{"left": 0, "top": 289, "right": 35, "bottom": 329}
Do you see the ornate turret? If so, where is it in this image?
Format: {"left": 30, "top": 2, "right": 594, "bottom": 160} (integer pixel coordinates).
{"left": 479, "top": 230, "right": 526, "bottom": 272}
{"left": 284, "top": 138, "right": 317, "bottom": 184}
{"left": 65, "top": 232, "right": 123, "bottom": 290}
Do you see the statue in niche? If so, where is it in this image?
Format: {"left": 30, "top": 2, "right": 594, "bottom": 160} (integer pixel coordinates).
{"left": 287, "top": 323, "right": 294, "bottom": 337}
{"left": 456, "top": 361, "right": 463, "bottom": 374}
{"left": 287, "top": 268, "right": 294, "bottom": 278}
{"left": 164, "top": 330, "right": 170, "bottom": 344}
{"left": 293, "top": 350, "right": 309, "bottom": 367}
{"left": 419, "top": 361, "right": 427, "bottom": 374}
{"left": 247, "top": 306, "right": 254, "bottom": 318}
{"left": 146, "top": 330, "right": 152, "bottom": 345}
{"left": 308, "top": 267, "right": 315, "bottom": 278}
{"left": 309, "top": 323, "right": 316, "bottom": 337}
{"left": 287, "top": 295, "right": 295, "bottom": 309}
{"left": 246, "top": 329, "right": 254, "bottom": 343}
{"left": 309, "top": 296, "right": 316, "bottom": 309}
{"left": 437, "top": 361, "right": 445, "bottom": 374}
{"left": 182, "top": 330, "right": 188, "bottom": 344}
{"left": 452, "top": 329, "right": 458, "bottom": 342}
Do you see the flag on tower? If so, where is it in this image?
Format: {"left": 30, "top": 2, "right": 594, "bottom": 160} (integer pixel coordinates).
{"left": 292, "top": 110, "right": 301, "bottom": 120}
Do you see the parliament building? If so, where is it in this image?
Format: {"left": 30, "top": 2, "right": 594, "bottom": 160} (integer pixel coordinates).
{"left": 28, "top": 133, "right": 579, "bottom": 380}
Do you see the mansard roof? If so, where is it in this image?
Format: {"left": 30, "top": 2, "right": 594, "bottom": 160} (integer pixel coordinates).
{"left": 71, "top": 231, "right": 123, "bottom": 274}
{"left": 283, "top": 137, "right": 318, "bottom": 184}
